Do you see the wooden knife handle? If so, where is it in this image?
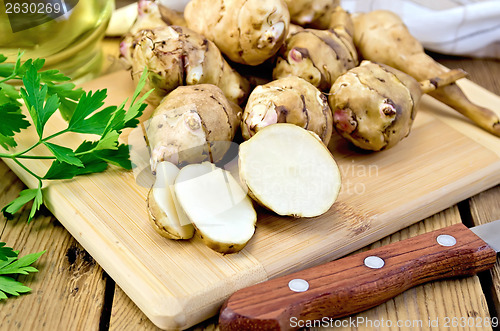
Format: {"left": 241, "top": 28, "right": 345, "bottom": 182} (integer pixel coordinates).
{"left": 219, "top": 223, "right": 497, "bottom": 331}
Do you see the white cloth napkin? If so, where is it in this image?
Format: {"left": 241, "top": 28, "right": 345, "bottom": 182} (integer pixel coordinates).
{"left": 341, "top": 0, "right": 500, "bottom": 58}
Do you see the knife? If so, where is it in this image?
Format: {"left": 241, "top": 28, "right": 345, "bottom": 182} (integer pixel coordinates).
{"left": 219, "top": 221, "right": 500, "bottom": 331}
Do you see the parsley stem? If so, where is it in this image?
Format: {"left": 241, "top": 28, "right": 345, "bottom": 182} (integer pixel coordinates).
{"left": 42, "top": 129, "right": 69, "bottom": 143}
{"left": 9, "top": 155, "right": 56, "bottom": 160}
{"left": 12, "top": 141, "right": 42, "bottom": 157}
{"left": 10, "top": 129, "right": 69, "bottom": 158}
{"left": 12, "top": 158, "right": 42, "bottom": 181}
{"left": 0, "top": 74, "right": 17, "bottom": 84}
{"left": 2, "top": 143, "right": 95, "bottom": 160}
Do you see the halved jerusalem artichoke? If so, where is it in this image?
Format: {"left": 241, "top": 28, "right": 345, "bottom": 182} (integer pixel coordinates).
{"left": 239, "top": 124, "right": 341, "bottom": 218}
{"left": 174, "top": 162, "right": 257, "bottom": 254}
{"left": 147, "top": 161, "right": 195, "bottom": 240}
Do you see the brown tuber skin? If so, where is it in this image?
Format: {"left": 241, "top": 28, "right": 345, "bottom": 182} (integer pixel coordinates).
{"left": 184, "top": 0, "right": 290, "bottom": 66}
{"left": 284, "top": 0, "right": 341, "bottom": 29}
{"left": 273, "top": 6, "right": 358, "bottom": 91}
{"left": 352, "top": 10, "right": 500, "bottom": 137}
{"left": 242, "top": 76, "right": 333, "bottom": 144}
{"left": 329, "top": 61, "right": 467, "bottom": 151}
{"left": 329, "top": 61, "right": 422, "bottom": 151}
{"left": 119, "top": 0, "right": 168, "bottom": 67}
{"left": 126, "top": 25, "right": 249, "bottom": 107}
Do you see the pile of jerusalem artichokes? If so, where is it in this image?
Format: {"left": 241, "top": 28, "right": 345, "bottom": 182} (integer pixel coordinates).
{"left": 119, "top": 0, "right": 499, "bottom": 254}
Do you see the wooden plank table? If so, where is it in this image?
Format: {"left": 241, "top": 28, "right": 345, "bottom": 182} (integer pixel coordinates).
{"left": 1, "top": 7, "right": 499, "bottom": 330}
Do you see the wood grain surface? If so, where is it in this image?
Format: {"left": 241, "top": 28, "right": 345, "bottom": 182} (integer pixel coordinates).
{"left": 0, "top": 161, "right": 108, "bottom": 330}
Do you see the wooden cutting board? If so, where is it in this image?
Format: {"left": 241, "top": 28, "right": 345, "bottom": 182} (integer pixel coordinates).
{"left": 4, "top": 70, "right": 500, "bottom": 330}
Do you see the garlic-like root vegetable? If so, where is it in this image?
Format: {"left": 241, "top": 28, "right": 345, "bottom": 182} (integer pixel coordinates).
{"left": 119, "top": 0, "right": 168, "bottom": 67}
{"left": 157, "top": 2, "right": 186, "bottom": 26}
{"left": 329, "top": 61, "right": 467, "bottom": 151}
{"left": 119, "top": 0, "right": 186, "bottom": 64}
{"left": 273, "top": 7, "right": 358, "bottom": 91}
{"left": 174, "top": 162, "right": 257, "bottom": 254}
{"left": 146, "top": 84, "right": 241, "bottom": 171}
{"left": 242, "top": 76, "right": 333, "bottom": 145}
{"left": 127, "top": 25, "right": 250, "bottom": 107}
{"left": 147, "top": 161, "right": 195, "bottom": 240}
{"left": 352, "top": 10, "right": 500, "bottom": 137}
{"left": 184, "top": 0, "right": 290, "bottom": 66}
{"left": 239, "top": 124, "right": 342, "bottom": 218}
{"left": 287, "top": 24, "right": 305, "bottom": 38}
{"left": 284, "top": 0, "right": 340, "bottom": 29}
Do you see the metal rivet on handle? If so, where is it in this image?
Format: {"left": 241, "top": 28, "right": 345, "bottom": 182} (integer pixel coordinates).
{"left": 288, "top": 279, "right": 309, "bottom": 292}
{"left": 364, "top": 256, "right": 385, "bottom": 269}
{"left": 437, "top": 234, "right": 457, "bottom": 247}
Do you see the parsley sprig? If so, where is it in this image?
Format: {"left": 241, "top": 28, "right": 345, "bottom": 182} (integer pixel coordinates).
{"left": 0, "top": 52, "right": 152, "bottom": 222}
{"left": 0, "top": 52, "right": 83, "bottom": 122}
{"left": 0, "top": 242, "right": 44, "bottom": 300}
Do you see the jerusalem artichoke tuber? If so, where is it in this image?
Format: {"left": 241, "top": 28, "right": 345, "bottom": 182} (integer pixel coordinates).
{"left": 352, "top": 10, "right": 500, "bottom": 137}
{"left": 184, "top": 0, "right": 290, "bottom": 65}
{"left": 273, "top": 6, "right": 358, "bottom": 91}
{"left": 242, "top": 76, "right": 333, "bottom": 144}
{"left": 329, "top": 61, "right": 467, "bottom": 151}
{"left": 284, "top": 0, "right": 340, "bottom": 29}
{"left": 126, "top": 25, "right": 249, "bottom": 107}
{"left": 146, "top": 84, "right": 241, "bottom": 170}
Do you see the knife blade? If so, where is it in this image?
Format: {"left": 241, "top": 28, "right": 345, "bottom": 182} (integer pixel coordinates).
{"left": 219, "top": 221, "right": 500, "bottom": 331}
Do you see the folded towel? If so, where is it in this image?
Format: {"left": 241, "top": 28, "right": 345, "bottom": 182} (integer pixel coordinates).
{"left": 342, "top": 0, "right": 500, "bottom": 58}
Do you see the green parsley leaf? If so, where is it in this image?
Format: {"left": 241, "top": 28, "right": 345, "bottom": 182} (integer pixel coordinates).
{"left": 20, "top": 66, "right": 60, "bottom": 138}
{"left": 0, "top": 58, "right": 15, "bottom": 78}
{"left": 0, "top": 276, "right": 32, "bottom": 298}
{"left": 65, "top": 105, "right": 116, "bottom": 136}
{"left": 40, "top": 69, "right": 70, "bottom": 83}
{"left": 0, "top": 135, "right": 17, "bottom": 150}
{"left": 43, "top": 141, "right": 109, "bottom": 180}
{"left": 0, "top": 243, "right": 18, "bottom": 262}
{"left": 124, "top": 69, "right": 152, "bottom": 128}
{"left": 0, "top": 250, "right": 44, "bottom": 275}
{"left": 103, "top": 102, "right": 127, "bottom": 135}
{"left": 95, "top": 130, "right": 120, "bottom": 151}
{"left": 29, "top": 188, "right": 43, "bottom": 222}
{"left": 0, "top": 103, "right": 30, "bottom": 149}
{"left": 1, "top": 188, "right": 40, "bottom": 219}
{"left": 47, "top": 83, "right": 84, "bottom": 121}
{"left": 95, "top": 144, "right": 132, "bottom": 169}
{"left": 0, "top": 53, "right": 150, "bottom": 222}
{"left": 44, "top": 142, "right": 84, "bottom": 167}
{"left": 0, "top": 82, "right": 21, "bottom": 107}
{"left": 0, "top": 247, "right": 44, "bottom": 300}
{"left": 67, "top": 89, "right": 107, "bottom": 133}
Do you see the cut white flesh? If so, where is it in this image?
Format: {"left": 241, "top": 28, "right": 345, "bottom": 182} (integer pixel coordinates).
{"left": 239, "top": 123, "right": 342, "bottom": 218}
{"left": 147, "top": 161, "right": 195, "bottom": 240}
{"left": 174, "top": 162, "right": 257, "bottom": 254}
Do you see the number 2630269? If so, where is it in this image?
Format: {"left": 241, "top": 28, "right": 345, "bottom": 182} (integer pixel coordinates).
{"left": 5, "top": 2, "right": 64, "bottom": 14}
